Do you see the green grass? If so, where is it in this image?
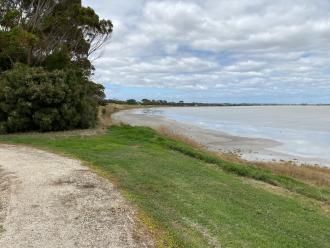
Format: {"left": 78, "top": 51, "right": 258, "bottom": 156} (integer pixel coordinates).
{"left": 156, "top": 133, "right": 330, "bottom": 202}
{"left": 1, "top": 125, "right": 330, "bottom": 247}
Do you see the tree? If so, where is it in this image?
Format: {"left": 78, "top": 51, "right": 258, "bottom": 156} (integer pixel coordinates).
{"left": 0, "top": 0, "right": 112, "bottom": 133}
{"left": 0, "top": 0, "right": 113, "bottom": 72}
{"left": 126, "top": 99, "right": 138, "bottom": 105}
{"left": 141, "top": 99, "right": 151, "bottom": 105}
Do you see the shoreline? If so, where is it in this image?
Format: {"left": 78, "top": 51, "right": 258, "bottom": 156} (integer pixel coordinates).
{"left": 112, "top": 108, "right": 330, "bottom": 168}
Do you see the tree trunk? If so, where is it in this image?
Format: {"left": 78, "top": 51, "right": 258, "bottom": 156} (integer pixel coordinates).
{"left": 27, "top": 47, "right": 33, "bottom": 66}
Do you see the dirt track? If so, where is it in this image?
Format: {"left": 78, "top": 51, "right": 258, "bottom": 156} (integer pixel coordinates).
{"left": 0, "top": 144, "right": 153, "bottom": 248}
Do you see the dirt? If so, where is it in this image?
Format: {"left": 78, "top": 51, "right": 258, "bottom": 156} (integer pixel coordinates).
{"left": 0, "top": 144, "right": 154, "bottom": 248}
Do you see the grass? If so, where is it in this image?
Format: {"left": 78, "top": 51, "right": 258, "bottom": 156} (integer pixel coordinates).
{"left": 158, "top": 125, "right": 330, "bottom": 188}
{"left": 252, "top": 161, "right": 330, "bottom": 187}
{"left": 157, "top": 127, "right": 330, "bottom": 202}
{"left": 1, "top": 125, "right": 330, "bottom": 247}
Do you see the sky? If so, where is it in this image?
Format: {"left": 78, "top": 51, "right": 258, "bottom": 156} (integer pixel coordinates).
{"left": 82, "top": 0, "right": 330, "bottom": 103}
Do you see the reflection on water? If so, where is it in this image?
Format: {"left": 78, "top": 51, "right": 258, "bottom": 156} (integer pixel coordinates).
{"left": 135, "top": 106, "right": 330, "bottom": 162}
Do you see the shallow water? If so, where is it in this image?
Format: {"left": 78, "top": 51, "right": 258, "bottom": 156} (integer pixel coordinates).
{"left": 137, "top": 106, "right": 330, "bottom": 165}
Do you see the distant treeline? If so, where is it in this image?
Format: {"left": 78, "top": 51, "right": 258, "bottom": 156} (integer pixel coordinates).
{"left": 107, "top": 99, "right": 330, "bottom": 107}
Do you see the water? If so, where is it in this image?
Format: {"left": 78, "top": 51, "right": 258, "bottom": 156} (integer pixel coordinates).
{"left": 137, "top": 106, "right": 330, "bottom": 164}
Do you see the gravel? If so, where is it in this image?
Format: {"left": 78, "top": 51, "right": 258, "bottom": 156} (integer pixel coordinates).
{"left": 0, "top": 144, "right": 153, "bottom": 248}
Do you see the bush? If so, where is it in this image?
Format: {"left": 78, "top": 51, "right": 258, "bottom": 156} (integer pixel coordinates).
{"left": 0, "top": 64, "right": 105, "bottom": 133}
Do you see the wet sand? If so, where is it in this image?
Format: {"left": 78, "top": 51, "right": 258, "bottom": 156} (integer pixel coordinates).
{"left": 113, "top": 109, "right": 330, "bottom": 167}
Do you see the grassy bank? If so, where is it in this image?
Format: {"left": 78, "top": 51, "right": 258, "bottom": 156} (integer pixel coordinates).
{"left": 1, "top": 125, "right": 330, "bottom": 247}
{"left": 158, "top": 126, "right": 330, "bottom": 188}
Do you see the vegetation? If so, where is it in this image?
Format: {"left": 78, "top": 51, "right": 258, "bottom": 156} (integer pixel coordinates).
{"left": 156, "top": 132, "right": 330, "bottom": 202}
{"left": 0, "top": 0, "right": 112, "bottom": 133}
{"left": 158, "top": 126, "right": 330, "bottom": 188}
{"left": 1, "top": 125, "right": 329, "bottom": 247}
{"left": 0, "top": 65, "right": 104, "bottom": 133}
{"left": 98, "top": 103, "right": 145, "bottom": 129}
{"left": 107, "top": 99, "right": 330, "bottom": 107}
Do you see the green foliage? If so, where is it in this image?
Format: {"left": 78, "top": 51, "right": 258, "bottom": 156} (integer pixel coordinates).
{"left": 0, "top": 64, "right": 104, "bottom": 133}
{"left": 1, "top": 0, "right": 113, "bottom": 70}
{"left": 0, "top": 0, "right": 112, "bottom": 133}
{"left": 0, "top": 27, "right": 38, "bottom": 71}
{"left": 126, "top": 99, "right": 138, "bottom": 105}
{"left": 43, "top": 50, "right": 71, "bottom": 71}
{"left": 0, "top": 9, "right": 20, "bottom": 29}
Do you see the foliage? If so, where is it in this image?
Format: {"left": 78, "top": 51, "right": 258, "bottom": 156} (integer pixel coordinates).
{"left": 1, "top": 125, "right": 329, "bottom": 247}
{"left": 0, "top": 0, "right": 113, "bottom": 71}
{"left": 126, "top": 99, "right": 138, "bottom": 105}
{"left": 107, "top": 98, "right": 303, "bottom": 107}
{"left": 0, "top": 64, "right": 104, "bottom": 133}
{"left": 0, "top": 0, "right": 112, "bottom": 133}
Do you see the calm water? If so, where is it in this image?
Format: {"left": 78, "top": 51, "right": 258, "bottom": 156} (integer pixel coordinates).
{"left": 138, "top": 106, "right": 330, "bottom": 163}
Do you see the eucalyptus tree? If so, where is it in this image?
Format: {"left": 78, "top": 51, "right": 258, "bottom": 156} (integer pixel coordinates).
{"left": 0, "top": 0, "right": 112, "bottom": 133}
{"left": 0, "top": 0, "right": 113, "bottom": 71}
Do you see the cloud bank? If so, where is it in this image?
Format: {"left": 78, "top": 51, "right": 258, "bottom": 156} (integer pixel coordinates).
{"left": 83, "top": 0, "right": 330, "bottom": 103}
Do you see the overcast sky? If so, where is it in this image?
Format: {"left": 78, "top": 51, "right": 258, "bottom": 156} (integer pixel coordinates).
{"left": 83, "top": 0, "right": 330, "bottom": 103}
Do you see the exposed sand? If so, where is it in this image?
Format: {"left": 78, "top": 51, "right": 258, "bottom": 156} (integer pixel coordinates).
{"left": 0, "top": 144, "right": 153, "bottom": 248}
{"left": 113, "top": 109, "right": 330, "bottom": 167}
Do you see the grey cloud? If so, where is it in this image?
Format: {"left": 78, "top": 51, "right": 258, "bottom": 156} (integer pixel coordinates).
{"left": 83, "top": 0, "right": 330, "bottom": 102}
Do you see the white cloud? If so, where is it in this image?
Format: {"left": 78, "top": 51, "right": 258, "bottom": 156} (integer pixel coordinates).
{"left": 83, "top": 0, "right": 330, "bottom": 102}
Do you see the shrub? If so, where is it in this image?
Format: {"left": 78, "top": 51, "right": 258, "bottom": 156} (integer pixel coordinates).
{"left": 0, "top": 64, "right": 104, "bottom": 133}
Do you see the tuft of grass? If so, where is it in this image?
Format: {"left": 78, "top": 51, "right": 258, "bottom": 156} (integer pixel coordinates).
{"left": 0, "top": 125, "right": 329, "bottom": 247}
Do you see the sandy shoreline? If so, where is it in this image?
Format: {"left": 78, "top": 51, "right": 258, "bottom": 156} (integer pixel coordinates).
{"left": 113, "top": 109, "right": 330, "bottom": 168}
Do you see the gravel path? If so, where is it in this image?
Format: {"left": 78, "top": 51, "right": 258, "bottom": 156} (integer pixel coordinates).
{"left": 0, "top": 144, "right": 153, "bottom": 248}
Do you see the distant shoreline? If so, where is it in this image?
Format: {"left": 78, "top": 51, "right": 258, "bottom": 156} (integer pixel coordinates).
{"left": 107, "top": 99, "right": 330, "bottom": 107}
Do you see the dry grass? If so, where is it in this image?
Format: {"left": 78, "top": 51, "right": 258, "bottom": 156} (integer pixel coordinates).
{"left": 157, "top": 126, "right": 330, "bottom": 188}
{"left": 252, "top": 161, "right": 330, "bottom": 187}
{"left": 98, "top": 104, "right": 141, "bottom": 129}
{"left": 214, "top": 153, "right": 330, "bottom": 187}
{"left": 158, "top": 126, "right": 203, "bottom": 150}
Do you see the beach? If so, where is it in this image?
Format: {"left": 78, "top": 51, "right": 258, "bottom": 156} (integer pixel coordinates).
{"left": 112, "top": 107, "right": 330, "bottom": 167}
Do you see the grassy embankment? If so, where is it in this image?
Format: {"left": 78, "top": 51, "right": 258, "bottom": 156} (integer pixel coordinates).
{"left": 0, "top": 125, "right": 330, "bottom": 247}
{"left": 158, "top": 126, "right": 330, "bottom": 188}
